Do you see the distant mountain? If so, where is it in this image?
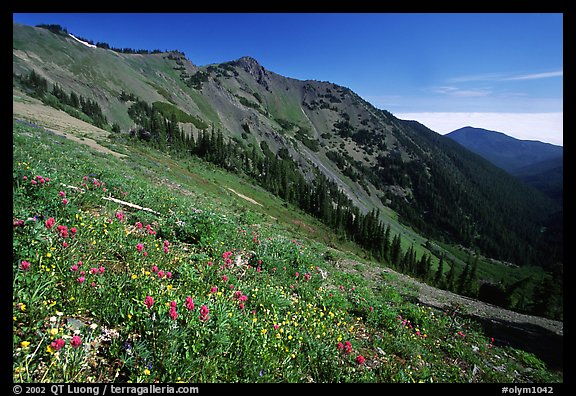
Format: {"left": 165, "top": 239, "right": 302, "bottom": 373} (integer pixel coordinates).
{"left": 445, "top": 127, "right": 563, "bottom": 204}
{"left": 445, "top": 127, "right": 563, "bottom": 173}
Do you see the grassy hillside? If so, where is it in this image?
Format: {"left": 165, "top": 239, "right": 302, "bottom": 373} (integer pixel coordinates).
{"left": 12, "top": 117, "right": 562, "bottom": 383}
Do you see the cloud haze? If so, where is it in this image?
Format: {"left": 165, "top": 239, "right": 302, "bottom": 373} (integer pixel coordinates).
{"left": 394, "top": 112, "right": 563, "bottom": 146}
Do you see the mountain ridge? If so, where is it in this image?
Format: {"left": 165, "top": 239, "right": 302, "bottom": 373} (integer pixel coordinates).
{"left": 12, "top": 21, "right": 562, "bottom": 272}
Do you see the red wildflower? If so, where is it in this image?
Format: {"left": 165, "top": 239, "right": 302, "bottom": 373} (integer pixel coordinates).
{"left": 185, "top": 296, "right": 194, "bottom": 311}
{"left": 199, "top": 305, "right": 210, "bottom": 322}
{"left": 356, "top": 355, "right": 366, "bottom": 365}
{"left": 144, "top": 295, "right": 154, "bottom": 309}
{"left": 45, "top": 217, "right": 55, "bottom": 229}
{"left": 51, "top": 338, "right": 66, "bottom": 351}
{"left": 19, "top": 260, "right": 31, "bottom": 271}
{"left": 57, "top": 225, "right": 68, "bottom": 238}
{"left": 135, "top": 221, "right": 143, "bottom": 229}
{"left": 70, "top": 335, "right": 82, "bottom": 348}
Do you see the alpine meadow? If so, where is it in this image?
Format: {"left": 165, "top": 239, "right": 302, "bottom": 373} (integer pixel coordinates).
{"left": 12, "top": 22, "right": 563, "bottom": 383}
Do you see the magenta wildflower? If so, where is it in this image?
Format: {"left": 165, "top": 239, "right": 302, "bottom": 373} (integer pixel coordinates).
{"left": 199, "top": 305, "right": 210, "bottom": 322}
{"left": 19, "top": 260, "right": 31, "bottom": 271}
{"left": 115, "top": 211, "right": 124, "bottom": 221}
{"left": 144, "top": 295, "right": 154, "bottom": 309}
{"left": 151, "top": 265, "right": 159, "bottom": 273}
{"left": 45, "top": 217, "right": 55, "bottom": 229}
{"left": 185, "top": 296, "right": 194, "bottom": 311}
{"left": 56, "top": 225, "right": 68, "bottom": 238}
{"left": 356, "top": 355, "right": 366, "bottom": 365}
{"left": 51, "top": 338, "right": 65, "bottom": 351}
{"left": 136, "top": 243, "right": 144, "bottom": 252}
{"left": 135, "top": 221, "right": 143, "bottom": 229}
{"left": 70, "top": 335, "right": 82, "bottom": 348}
{"left": 62, "top": 199, "right": 69, "bottom": 205}
{"left": 77, "top": 276, "right": 86, "bottom": 284}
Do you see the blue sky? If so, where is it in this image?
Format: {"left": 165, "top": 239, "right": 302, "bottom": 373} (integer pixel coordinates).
{"left": 13, "top": 13, "right": 563, "bottom": 145}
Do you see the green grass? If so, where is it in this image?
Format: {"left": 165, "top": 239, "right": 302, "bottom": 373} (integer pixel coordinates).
{"left": 12, "top": 119, "right": 562, "bottom": 383}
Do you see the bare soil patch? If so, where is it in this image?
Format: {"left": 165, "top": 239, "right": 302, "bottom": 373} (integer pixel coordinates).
{"left": 13, "top": 92, "right": 126, "bottom": 159}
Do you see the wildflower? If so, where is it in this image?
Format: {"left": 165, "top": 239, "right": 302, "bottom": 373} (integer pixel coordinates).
{"left": 157, "top": 270, "right": 165, "bottom": 278}
{"left": 20, "top": 341, "right": 31, "bottom": 348}
{"left": 70, "top": 335, "right": 82, "bottom": 348}
{"left": 356, "top": 355, "right": 366, "bottom": 365}
{"left": 77, "top": 276, "right": 86, "bottom": 284}
{"left": 166, "top": 271, "right": 172, "bottom": 279}
{"left": 136, "top": 243, "right": 144, "bottom": 252}
{"left": 45, "top": 217, "right": 55, "bottom": 229}
{"left": 210, "top": 286, "right": 218, "bottom": 294}
{"left": 169, "top": 307, "right": 178, "bottom": 320}
{"left": 144, "top": 369, "right": 151, "bottom": 376}
{"left": 144, "top": 296, "right": 154, "bottom": 309}
{"left": 457, "top": 331, "right": 465, "bottom": 337}
{"left": 19, "top": 260, "right": 31, "bottom": 271}
{"left": 151, "top": 265, "right": 159, "bottom": 273}
{"left": 163, "top": 246, "right": 169, "bottom": 253}
{"left": 344, "top": 341, "right": 353, "bottom": 355}
{"left": 99, "top": 266, "right": 105, "bottom": 274}
{"left": 70, "top": 264, "right": 78, "bottom": 272}
{"left": 135, "top": 221, "right": 143, "bottom": 229}
{"left": 57, "top": 225, "right": 68, "bottom": 238}
{"left": 62, "top": 199, "right": 69, "bottom": 205}
{"left": 239, "top": 303, "right": 245, "bottom": 310}
{"left": 222, "top": 275, "right": 228, "bottom": 282}
{"left": 115, "top": 212, "right": 124, "bottom": 221}
{"left": 185, "top": 296, "right": 194, "bottom": 311}
{"left": 199, "top": 305, "right": 210, "bottom": 322}
{"left": 91, "top": 282, "right": 96, "bottom": 287}
{"left": 51, "top": 338, "right": 66, "bottom": 351}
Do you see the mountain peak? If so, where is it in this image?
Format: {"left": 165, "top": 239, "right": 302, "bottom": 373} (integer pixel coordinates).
{"left": 236, "top": 56, "right": 262, "bottom": 68}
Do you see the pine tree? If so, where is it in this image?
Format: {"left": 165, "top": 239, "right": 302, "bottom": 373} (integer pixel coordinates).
{"left": 445, "top": 262, "right": 456, "bottom": 291}
{"left": 434, "top": 254, "right": 445, "bottom": 287}
{"left": 390, "top": 234, "right": 402, "bottom": 269}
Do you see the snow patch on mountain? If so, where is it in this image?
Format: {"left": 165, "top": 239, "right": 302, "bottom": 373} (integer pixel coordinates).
{"left": 69, "top": 34, "right": 97, "bottom": 48}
